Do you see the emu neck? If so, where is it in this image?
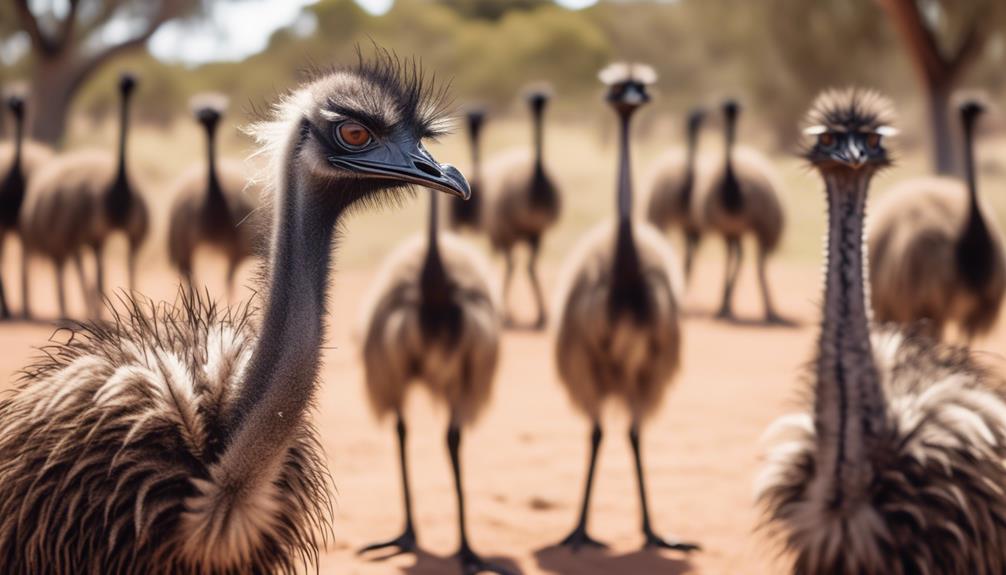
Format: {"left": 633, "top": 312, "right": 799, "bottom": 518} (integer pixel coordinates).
{"left": 224, "top": 140, "right": 338, "bottom": 484}
{"left": 116, "top": 92, "right": 131, "bottom": 182}
{"left": 815, "top": 170, "right": 885, "bottom": 508}
{"left": 12, "top": 112, "right": 23, "bottom": 169}
{"left": 610, "top": 111, "right": 646, "bottom": 319}
{"left": 532, "top": 108, "right": 545, "bottom": 177}
{"left": 469, "top": 125, "right": 482, "bottom": 176}
{"left": 722, "top": 116, "right": 743, "bottom": 213}
{"left": 956, "top": 119, "right": 993, "bottom": 288}
{"left": 203, "top": 121, "right": 228, "bottom": 219}
{"left": 421, "top": 191, "right": 451, "bottom": 314}
{"left": 681, "top": 126, "right": 699, "bottom": 209}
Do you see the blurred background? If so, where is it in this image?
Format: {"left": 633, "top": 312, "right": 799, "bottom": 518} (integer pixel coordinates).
{"left": 2, "top": 2, "right": 1006, "bottom": 574}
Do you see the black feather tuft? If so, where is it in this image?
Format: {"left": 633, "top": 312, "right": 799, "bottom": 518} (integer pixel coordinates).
{"left": 804, "top": 88, "right": 895, "bottom": 134}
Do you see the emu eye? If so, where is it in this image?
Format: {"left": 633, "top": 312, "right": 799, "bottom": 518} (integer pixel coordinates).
{"left": 818, "top": 132, "right": 836, "bottom": 149}
{"left": 865, "top": 133, "right": 882, "bottom": 151}
{"left": 335, "top": 122, "right": 373, "bottom": 150}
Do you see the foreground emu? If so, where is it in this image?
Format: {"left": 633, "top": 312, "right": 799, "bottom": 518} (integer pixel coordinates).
{"left": 757, "top": 89, "right": 1006, "bottom": 575}
{"left": 0, "top": 54, "right": 470, "bottom": 574}
{"left": 553, "top": 63, "right": 697, "bottom": 553}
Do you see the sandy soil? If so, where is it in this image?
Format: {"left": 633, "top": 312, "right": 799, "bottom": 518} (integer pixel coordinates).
{"left": 3, "top": 243, "right": 1004, "bottom": 575}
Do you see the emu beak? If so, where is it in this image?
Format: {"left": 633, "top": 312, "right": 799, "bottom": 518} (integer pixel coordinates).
{"left": 330, "top": 138, "right": 471, "bottom": 200}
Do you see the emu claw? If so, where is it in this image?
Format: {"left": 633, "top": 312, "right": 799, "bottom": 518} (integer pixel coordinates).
{"left": 643, "top": 531, "right": 700, "bottom": 553}
{"left": 357, "top": 529, "right": 418, "bottom": 560}
{"left": 555, "top": 527, "right": 609, "bottom": 552}
{"left": 458, "top": 546, "right": 514, "bottom": 575}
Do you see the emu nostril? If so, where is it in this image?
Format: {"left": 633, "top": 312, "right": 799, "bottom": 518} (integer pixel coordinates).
{"left": 414, "top": 160, "right": 442, "bottom": 178}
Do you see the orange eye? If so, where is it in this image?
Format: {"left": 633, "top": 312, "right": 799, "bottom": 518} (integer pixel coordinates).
{"left": 818, "top": 132, "right": 835, "bottom": 148}
{"left": 336, "top": 122, "right": 372, "bottom": 149}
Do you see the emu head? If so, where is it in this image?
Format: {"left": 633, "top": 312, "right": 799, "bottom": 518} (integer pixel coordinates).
{"left": 192, "top": 93, "right": 229, "bottom": 133}
{"left": 525, "top": 87, "right": 551, "bottom": 117}
{"left": 687, "top": 107, "right": 705, "bottom": 135}
{"left": 6, "top": 95, "right": 24, "bottom": 118}
{"left": 803, "top": 88, "right": 896, "bottom": 176}
{"left": 599, "top": 62, "right": 655, "bottom": 117}
{"left": 251, "top": 52, "right": 470, "bottom": 214}
{"left": 466, "top": 107, "right": 486, "bottom": 139}
{"left": 119, "top": 72, "right": 137, "bottom": 98}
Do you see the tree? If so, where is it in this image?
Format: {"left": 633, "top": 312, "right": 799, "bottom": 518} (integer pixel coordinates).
{"left": 10, "top": 0, "right": 204, "bottom": 144}
{"left": 878, "top": 0, "right": 1005, "bottom": 174}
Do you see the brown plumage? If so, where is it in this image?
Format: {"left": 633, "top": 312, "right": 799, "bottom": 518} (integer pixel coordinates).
{"left": 645, "top": 108, "right": 711, "bottom": 283}
{"left": 167, "top": 94, "right": 263, "bottom": 298}
{"left": 868, "top": 100, "right": 1005, "bottom": 341}
{"left": 0, "top": 94, "right": 53, "bottom": 319}
{"left": 482, "top": 88, "right": 561, "bottom": 330}
{"left": 699, "top": 100, "right": 786, "bottom": 323}
{"left": 0, "top": 51, "right": 471, "bottom": 574}
{"left": 758, "top": 88, "right": 1006, "bottom": 575}
{"left": 357, "top": 189, "right": 504, "bottom": 574}
{"left": 20, "top": 73, "right": 148, "bottom": 319}
{"left": 552, "top": 63, "right": 697, "bottom": 553}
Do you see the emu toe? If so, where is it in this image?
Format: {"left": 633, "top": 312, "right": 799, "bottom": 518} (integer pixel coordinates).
{"left": 358, "top": 528, "right": 418, "bottom": 560}
{"left": 643, "top": 530, "right": 700, "bottom": 553}
{"left": 458, "top": 545, "right": 515, "bottom": 575}
{"left": 555, "top": 526, "right": 609, "bottom": 552}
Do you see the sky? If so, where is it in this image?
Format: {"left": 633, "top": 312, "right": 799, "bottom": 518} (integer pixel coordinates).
{"left": 150, "top": 0, "right": 600, "bottom": 65}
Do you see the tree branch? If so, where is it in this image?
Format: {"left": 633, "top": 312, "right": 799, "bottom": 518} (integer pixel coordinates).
{"left": 947, "top": 17, "right": 987, "bottom": 80}
{"left": 12, "top": 0, "right": 56, "bottom": 56}
{"left": 54, "top": 0, "right": 82, "bottom": 52}
{"left": 876, "top": 0, "right": 951, "bottom": 83}
{"left": 77, "top": 0, "right": 130, "bottom": 49}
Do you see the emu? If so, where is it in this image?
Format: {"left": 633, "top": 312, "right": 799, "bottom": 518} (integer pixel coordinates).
{"left": 483, "top": 88, "right": 561, "bottom": 330}
{"left": 757, "top": 89, "right": 1006, "bottom": 575}
{"left": 645, "top": 108, "right": 709, "bottom": 283}
{"left": 0, "top": 94, "right": 52, "bottom": 319}
{"left": 699, "top": 100, "right": 786, "bottom": 324}
{"left": 553, "top": 63, "right": 698, "bottom": 554}
{"left": 868, "top": 100, "right": 1005, "bottom": 341}
{"left": 21, "top": 73, "right": 148, "bottom": 319}
{"left": 448, "top": 108, "right": 486, "bottom": 231}
{"left": 168, "top": 95, "right": 262, "bottom": 298}
{"left": 0, "top": 53, "right": 471, "bottom": 574}
{"left": 357, "top": 185, "right": 503, "bottom": 574}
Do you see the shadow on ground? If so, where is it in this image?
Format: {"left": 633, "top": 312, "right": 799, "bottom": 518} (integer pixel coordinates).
{"left": 534, "top": 545, "right": 693, "bottom": 575}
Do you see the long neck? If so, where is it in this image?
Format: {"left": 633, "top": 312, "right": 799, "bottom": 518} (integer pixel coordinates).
{"left": 681, "top": 125, "right": 699, "bottom": 207}
{"left": 814, "top": 169, "right": 885, "bottom": 508}
{"left": 610, "top": 111, "right": 645, "bottom": 315}
{"left": 721, "top": 114, "right": 743, "bottom": 212}
{"left": 12, "top": 112, "right": 24, "bottom": 171}
{"left": 421, "top": 190, "right": 450, "bottom": 308}
{"left": 469, "top": 125, "right": 482, "bottom": 176}
{"left": 532, "top": 108, "right": 544, "bottom": 176}
{"left": 204, "top": 122, "right": 223, "bottom": 201}
{"left": 955, "top": 115, "right": 993, "bottom": 287}
{"left": 223, "top": 145, "right": 338, "bottom": 486}
{"left": 116, "top": 92, "right": 131, "bottom": 181}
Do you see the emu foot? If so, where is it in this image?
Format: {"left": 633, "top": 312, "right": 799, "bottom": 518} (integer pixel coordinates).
{"left": 458, "top": 544, "right": 515, "bottom": 575}
{"left": 358, "top": 528, "right": 418, "bottom": 560}
{"left": 643, "top": 529, "right": 700, "bottom": 553}
{"left": 555, "top": 526, "right": 609, "bottom": 552}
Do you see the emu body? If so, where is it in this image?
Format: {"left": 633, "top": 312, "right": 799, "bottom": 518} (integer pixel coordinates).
{"left": 483, "top": 90, "right": 561, "bottom": 329}
{"left": 757, "top": 89, "right": 1006, "bottom": 575}
{"left": 553, "top": 63, "right": 696, "bottom": 553}
{"left": 0, "top": 53, "right": 470, "bottom": 574}
{"left": 868, "top": 103, "right": 1005, "bottom": 341}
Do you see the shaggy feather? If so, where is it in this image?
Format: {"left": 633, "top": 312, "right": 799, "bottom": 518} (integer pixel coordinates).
{"left": 758, "top": 330, "right": 1006, "bottom": 575}
{"left": 0, "top": 291, "right": 333, "bottom": 574}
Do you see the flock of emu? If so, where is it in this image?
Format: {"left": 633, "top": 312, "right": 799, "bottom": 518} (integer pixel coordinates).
{"left": 0, "top": 51, "right": 1003, "bottom": 575}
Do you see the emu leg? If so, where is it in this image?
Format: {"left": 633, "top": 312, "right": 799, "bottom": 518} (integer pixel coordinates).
{"left": 502, "top": 250, "right": 516, "bottom": 328}
{"left": 684, "top": 232, "right": 700, "bottom": 286}
{"left": 20, "top": 242, "right": 31, "bottom": 320}
{"left": 715, "top": 237, "right": 741, "bottom": 320}
{"left": 556, "top": 422, "right": 608, "bottom": 551}
{"left": 226, "top": 260, "right": 238, "bottom": 302}
{"left": 358, "top": 413, "right": 418, "bottom": 558}
{"left": 54, "top": 259, "right": 67, "bottom": 320}
{"left": 93, "top": 243, "right": 106, "bottom": 312}
{"left": 448, "top": 422, "right": 513, "bottom": 575}
{"left": 757, "top": 245, "right": 792, "bottom": 325}
{"left": 528, "top": 235, "right": 547, "bottom": 330}
{"left": 0, "top": 239, "right": 9, "bottom": 320}
{"left": 72, "top": 253, "right": 93, "bottom": 318}
{"left": 127, "top": 242, "right": 138, "bottom": 294}
{"left": 630, "top": 424, "right": 700, "bottom": 552}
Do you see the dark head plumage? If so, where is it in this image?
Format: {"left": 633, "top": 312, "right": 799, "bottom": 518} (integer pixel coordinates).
{"left": 525, "top": 85, "right": 552, "bottom": 115}
{"left": 687, "top": 107, "right": 705, "bottom": 133}
{"left": 190, "top": 93, "right": 228, "bottom": 127}
{"left": 466, "top": 106, "right": 486, "bottom": 136}
{"left": 6, "top": 95, "right": 24, "bottom": 117}
{"left": 959, "top": 97, "right": 987, "bottom": 133}
{"left": 802, "top": 88, "right": 896, "bottom": 171}
{"left": 722, "top": 99, "right": 740, "bottom": 121}
{"left": 119, "top": 72, "right": 137, "bottom": 96}
{"left": 599, "top": 62, "right": 655, "bottom": 114}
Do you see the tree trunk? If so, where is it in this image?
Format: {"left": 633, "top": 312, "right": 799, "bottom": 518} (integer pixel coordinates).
{"left": 926, "top": 80, "right": 957, "bottom": 175}
{"left": 29, "top": 56, "right": 79, "bottom": 146}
